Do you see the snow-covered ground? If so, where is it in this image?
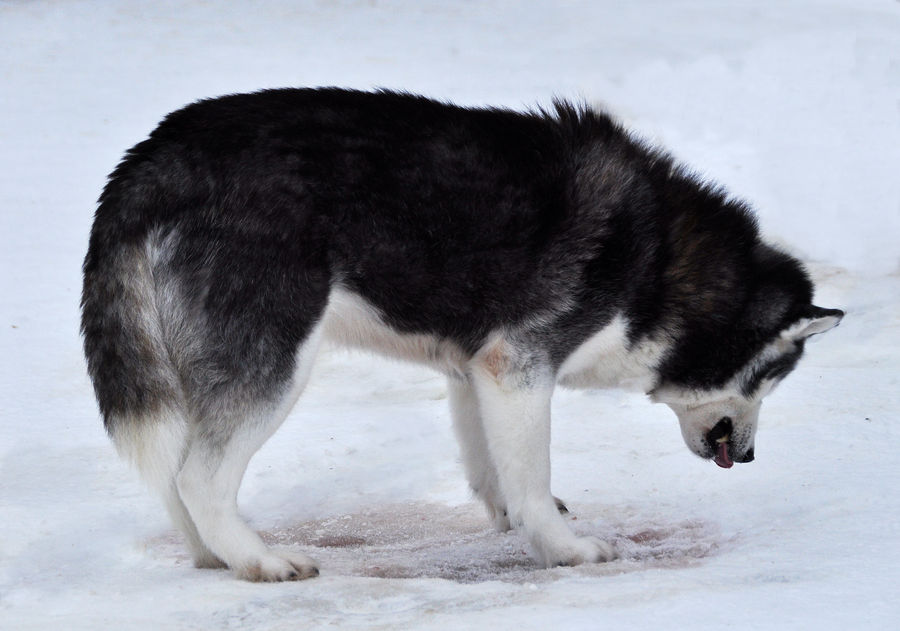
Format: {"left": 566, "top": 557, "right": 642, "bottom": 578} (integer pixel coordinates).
{"left": 1, "top": 1, "right": 898, "bottom": 629}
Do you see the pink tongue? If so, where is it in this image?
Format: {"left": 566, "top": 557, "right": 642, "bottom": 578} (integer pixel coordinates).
{"left": 714, "top": 442, "right": 734, "bottom": 469}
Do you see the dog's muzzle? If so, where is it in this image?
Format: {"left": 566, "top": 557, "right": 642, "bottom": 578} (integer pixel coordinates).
{"left": 705, "top": 417, "right": 755, "bottom": 467}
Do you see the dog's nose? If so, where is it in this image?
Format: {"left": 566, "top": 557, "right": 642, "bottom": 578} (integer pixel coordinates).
{"left": 738, "top": 448, "right": 755, "bottom": 463}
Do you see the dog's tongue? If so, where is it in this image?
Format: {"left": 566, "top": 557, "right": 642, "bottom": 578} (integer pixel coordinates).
{"left": 714, "top": 442, "right": 734, "bottom": 469}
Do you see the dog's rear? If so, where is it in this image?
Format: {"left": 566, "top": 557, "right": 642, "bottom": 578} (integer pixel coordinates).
{"left": 82, "top": 157, "right": 186, "bottom": 489}
{"left": 82, "top": 146, "right": 323, "bottom": 580}
{"left": 82, "top": 157, "right": 215, "bottom": 568}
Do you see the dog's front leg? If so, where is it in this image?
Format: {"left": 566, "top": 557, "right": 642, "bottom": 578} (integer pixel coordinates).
{"left": 470, "top": 341, "right": 616, "bottom": 567}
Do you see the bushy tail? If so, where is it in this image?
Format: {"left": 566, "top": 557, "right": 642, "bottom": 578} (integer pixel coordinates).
{"left": 81, "top": 226, "right": 188, "bottom": 490}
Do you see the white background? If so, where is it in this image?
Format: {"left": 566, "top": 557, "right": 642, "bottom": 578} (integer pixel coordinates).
{"left": 1, "top": 2, "right": 898, "bottom": 629}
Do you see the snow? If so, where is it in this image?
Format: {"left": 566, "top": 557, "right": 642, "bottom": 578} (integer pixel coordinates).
{"left": 1, "top": 1, "right": 899, "bottom": 629}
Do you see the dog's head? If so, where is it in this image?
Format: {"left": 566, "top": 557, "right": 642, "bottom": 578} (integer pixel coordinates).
{"left": 646, "top": 240, "right": 843, "bottom": 467}
{"left": 651, "top": 305, "right": 842, "bottom": 467}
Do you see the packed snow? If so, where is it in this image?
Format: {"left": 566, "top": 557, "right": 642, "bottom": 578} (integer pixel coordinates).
{"left": 1, "top": 1, "right": 898, "bottom": 629}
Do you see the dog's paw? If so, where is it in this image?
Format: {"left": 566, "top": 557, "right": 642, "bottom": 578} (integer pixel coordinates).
{"left": 235, "top": 551, "right": 319, "bottom": 582}
{"left": 541, "top": 535, "right": 617, "bottom": 567}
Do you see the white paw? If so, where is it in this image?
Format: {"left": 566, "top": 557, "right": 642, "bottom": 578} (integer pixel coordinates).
{"left": 276, "top": 550, "right": 320, "bottom": 578}
{"left": 541, "top": 535, "right": 617, "bottom": 567}
{"left": 234, "top": 550, "right": 319, "bottom": 582}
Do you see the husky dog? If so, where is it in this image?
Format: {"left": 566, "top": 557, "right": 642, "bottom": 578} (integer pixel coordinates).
{"left": 82, "top": 88, "right": 843, "bottom": 581}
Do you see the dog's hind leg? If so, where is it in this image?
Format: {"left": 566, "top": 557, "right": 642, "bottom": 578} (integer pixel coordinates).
{"left": 161, "top": 482, "right": 226, "bottom": 568}
{"left": 106, "top": 408, "right": 223, "bottom": 568}
{"left": 176, "top": 324, "right": 324, "bottom": 582}
{"left": 448, "top": 376, "right": 511, "bottom": 532}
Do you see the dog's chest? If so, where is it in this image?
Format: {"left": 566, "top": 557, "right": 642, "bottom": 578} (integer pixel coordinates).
{"left": 556, "top": 316, "right": 665, "bottom": 392}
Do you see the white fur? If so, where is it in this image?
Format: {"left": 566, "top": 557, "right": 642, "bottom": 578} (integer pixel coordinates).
{"left": 661, "top": 394, "right": 761, "bottom": 459}
{"left": 111, "top": 410, "right": 224, "bottom": 566}
{"left": 651, "top": 360, "right": 766, "bottom": 461}
{"left": 556, "top": 314, "right": 668, "bottom": 391}
{"left": 467, "top": 352, "right": 615, "bottom": 566}
{"left": 446, "top": 377, "right": 511, "bottom": 531}
{"left": 322, "top": 288, "right": 468, "bottom": 377}
{"left": 175, "top": 321, "right": 324, "bottom": 581}
{"left": 112, "top": 408, "right": 188, "bottom": 498}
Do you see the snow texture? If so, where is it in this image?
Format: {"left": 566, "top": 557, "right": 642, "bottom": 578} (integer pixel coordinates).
{"left": 1, "top": 1, "right": 898, "bottom": 629}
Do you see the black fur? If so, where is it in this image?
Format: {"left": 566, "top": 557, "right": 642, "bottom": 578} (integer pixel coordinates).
{"left": 741, "top": 343, "right": 806, "bottom": 397}
{"left": 82, "top": 88, "right": 820, "bottom": 427}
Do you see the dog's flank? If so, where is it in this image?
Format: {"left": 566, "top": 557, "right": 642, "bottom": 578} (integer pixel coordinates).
{"left": 81, "top": 88, "right": 842, "bottom": 580}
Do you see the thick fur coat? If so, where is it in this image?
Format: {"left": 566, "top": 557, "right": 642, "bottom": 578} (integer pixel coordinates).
{"left": 82, "top": 89, "right": 842, "bottom": 580}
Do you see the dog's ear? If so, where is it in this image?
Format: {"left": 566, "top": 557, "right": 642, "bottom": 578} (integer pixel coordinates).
{"left": 781, "top": 306, "right": 844, "bottom": 340}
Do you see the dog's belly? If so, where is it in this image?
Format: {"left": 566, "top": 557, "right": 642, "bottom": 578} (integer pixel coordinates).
{"left": 322, "top": 289, "right": 666, "bottom": 391}
{"left": 322, "top": 288, "right": 470, "bottom": 377}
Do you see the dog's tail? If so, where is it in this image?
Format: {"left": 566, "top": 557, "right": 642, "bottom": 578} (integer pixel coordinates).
{"left": 81, "top": 202, "right": 189, "bottom": 492}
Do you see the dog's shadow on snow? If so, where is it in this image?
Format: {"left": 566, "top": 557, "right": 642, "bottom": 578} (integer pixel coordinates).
{"left": 267, "top": 502, "right": 730, "bottom": 583}
{"left": 149, "top": 502, "right": 730, "bottom": 583}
